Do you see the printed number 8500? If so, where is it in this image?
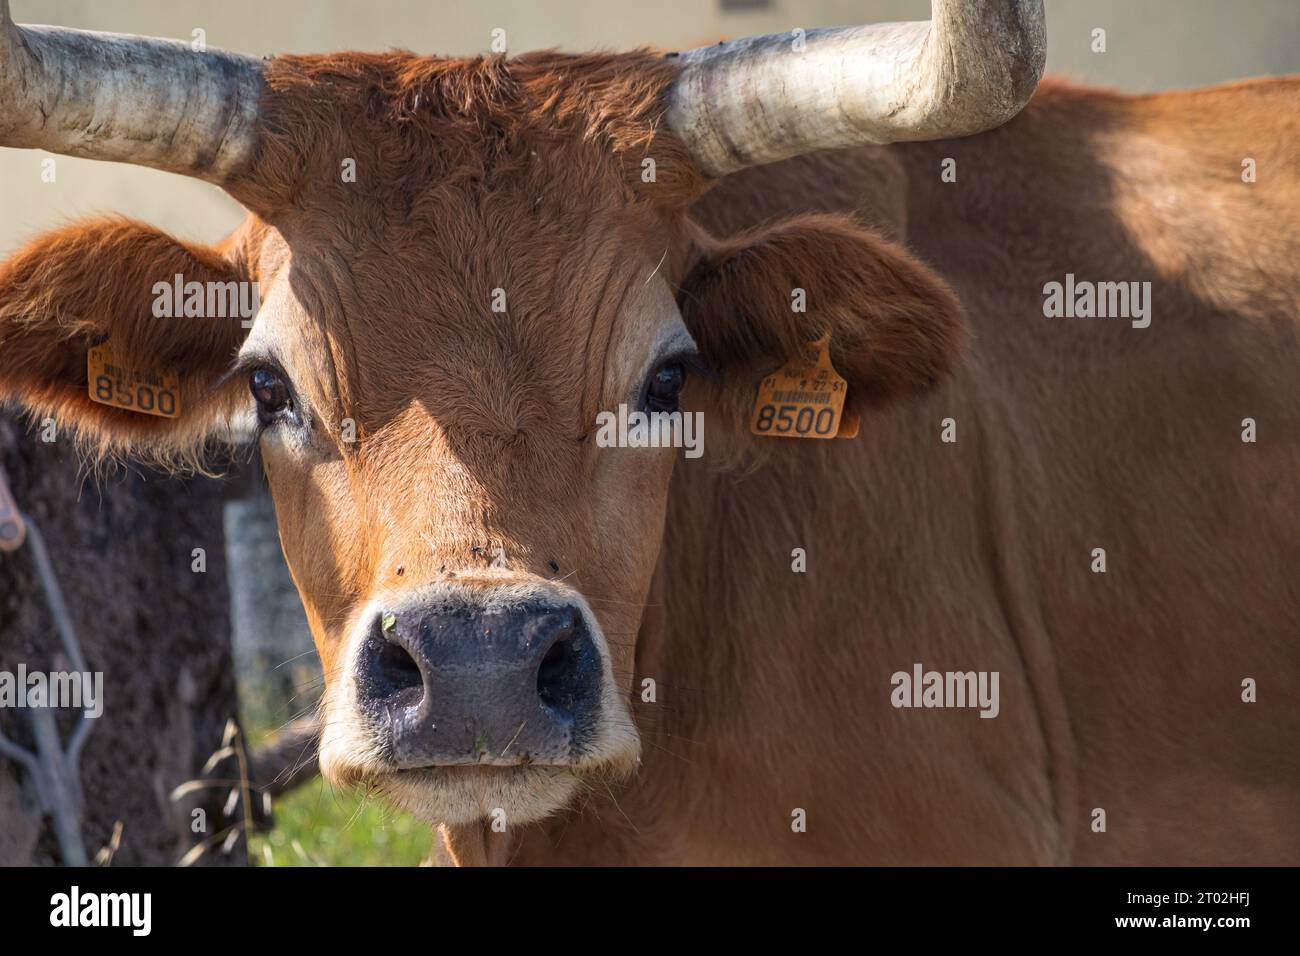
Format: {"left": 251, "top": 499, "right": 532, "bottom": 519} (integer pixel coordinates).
{"left": 753, "top": 403, "right": 835, "bottom": 436}
{"left": 93, "top": 375, "right": 178, "bottom": 416}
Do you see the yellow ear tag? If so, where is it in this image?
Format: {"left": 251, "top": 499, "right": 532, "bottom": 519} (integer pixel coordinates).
{"left": 87, "top": 342, "right": 182, "bottom": 419}
{"left": 750, "top": 333, "right": 857, "bottom": 439}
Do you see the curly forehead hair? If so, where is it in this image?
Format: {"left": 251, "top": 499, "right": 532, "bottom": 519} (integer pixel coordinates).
{"left": 232, "top": 50, "right": 708, "bottom": 216}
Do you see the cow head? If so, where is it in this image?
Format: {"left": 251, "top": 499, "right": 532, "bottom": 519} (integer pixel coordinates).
{"left": 0, "top": 1, "right": 1043, "bottom": 838}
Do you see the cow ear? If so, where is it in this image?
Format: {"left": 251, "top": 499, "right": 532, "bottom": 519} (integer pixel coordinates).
{"left": 0, "top": 217, "right": 253, "bottom": 468}
{"left": 676, "top": 213, "right": 968, "bottom": 426}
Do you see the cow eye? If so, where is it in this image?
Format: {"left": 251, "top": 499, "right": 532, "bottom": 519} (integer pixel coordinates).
{"left": 645, "top": 362, "right": 685, "bottom": 413}
{"left": 249, "top": 366, "right": 292, "bottom": 421}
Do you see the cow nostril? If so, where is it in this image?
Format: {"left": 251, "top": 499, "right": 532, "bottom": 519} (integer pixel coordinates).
{"left": 536, "top": 637, "right": 579, "bottom": 715}
{"left": 373, "top": 637, "right": 423, "bottom": 703}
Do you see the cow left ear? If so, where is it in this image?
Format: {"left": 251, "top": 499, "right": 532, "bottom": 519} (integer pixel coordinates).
{"left": 676, "top": 212, "right": 968, "bottom": 422}
{"left": 0, "top": 217, "right": 254, "bottom": 469}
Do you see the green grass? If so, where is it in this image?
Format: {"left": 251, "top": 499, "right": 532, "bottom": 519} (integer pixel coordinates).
{"left": 249, "top": 777, "right": 433, "bottom": 867}
{"left": 240, "top": 672, "right": 433, "bottom": 867}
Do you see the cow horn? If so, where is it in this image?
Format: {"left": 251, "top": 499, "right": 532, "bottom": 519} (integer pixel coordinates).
{"left": 665, "top": 0, "right": 1047, "bottom": 176}
{"left": 0, "top": 0, "right": 263, "bottom": 183}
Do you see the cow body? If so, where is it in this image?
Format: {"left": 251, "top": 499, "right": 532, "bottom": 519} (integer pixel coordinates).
{"left": 502, "top": 78, "right": 1300, "bottom": 865}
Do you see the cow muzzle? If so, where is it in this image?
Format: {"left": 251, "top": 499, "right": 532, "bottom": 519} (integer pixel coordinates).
{"left": 354, "top": 593, "right": 604, "bottom": 768}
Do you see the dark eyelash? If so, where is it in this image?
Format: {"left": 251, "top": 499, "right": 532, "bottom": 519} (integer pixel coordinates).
{"left": 212, "top": 353, "right": 273, "bottom": 397}
{"left": 663, "top": 349, "right": 720, "bottom": 386}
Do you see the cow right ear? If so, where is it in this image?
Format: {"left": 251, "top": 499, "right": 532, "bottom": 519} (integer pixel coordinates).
{"left": 675, "top": 212, "right": 968, "bottom": 428}
{"left": 0, "top": 217, "right": 255, "bottom": 468}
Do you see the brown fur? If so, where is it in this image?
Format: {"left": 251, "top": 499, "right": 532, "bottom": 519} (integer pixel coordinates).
{"left": 678, "top": 212, "right": 967, "bottom": 440}
{"left": 0, "top": 218, "right": 253, "bottom": 470}
{"left": 1, "top": 50, "right": 1296, "bottom": 864}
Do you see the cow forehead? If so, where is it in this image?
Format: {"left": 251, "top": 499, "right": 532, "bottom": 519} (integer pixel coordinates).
{"left": 248, "top": 49, "right": 700, "bottom": 202}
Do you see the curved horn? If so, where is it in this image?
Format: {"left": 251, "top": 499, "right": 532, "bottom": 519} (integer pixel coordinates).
{"left": 665, "top": 0, "right": 1046, "bottom": 176}
{"left": 0, "top": 0, "right": 262, "bottom": 183}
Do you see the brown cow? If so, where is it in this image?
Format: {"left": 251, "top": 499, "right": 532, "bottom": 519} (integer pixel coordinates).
{"left": 1, "top": 0, "right": 1297, "bottom": 866}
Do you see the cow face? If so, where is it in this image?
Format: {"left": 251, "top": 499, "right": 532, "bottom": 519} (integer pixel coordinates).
{"left": 0, "top": 51, "right": 966, "bottom": 830}
{"left": 216, "top": 53, "right": 724, "bottom": 824}
{"left": 238, "top": 210, "right": 694, "bottom": 824}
